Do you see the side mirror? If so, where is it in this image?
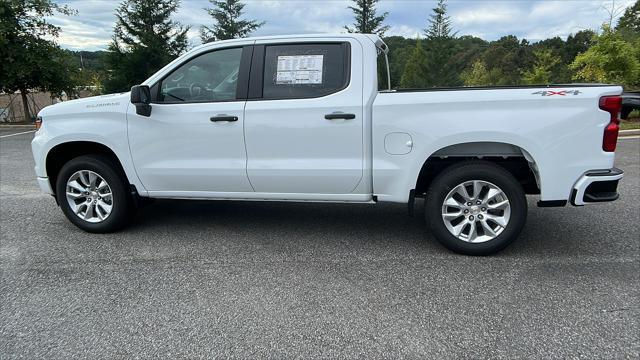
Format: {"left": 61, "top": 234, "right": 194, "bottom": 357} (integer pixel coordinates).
{"left": 130, "top": 85, "right": 152, "bottom": 117}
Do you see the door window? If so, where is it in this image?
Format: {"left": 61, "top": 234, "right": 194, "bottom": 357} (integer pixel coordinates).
{"left": 158, "top": 47, "right": 243, "bottom": 103}
{"left": 262, "top": 43, "right": 349, "bottom": 99}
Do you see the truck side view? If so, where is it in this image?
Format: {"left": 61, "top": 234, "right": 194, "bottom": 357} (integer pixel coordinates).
{"left": 32, "top": 34, "right": 624, "bottom": 255}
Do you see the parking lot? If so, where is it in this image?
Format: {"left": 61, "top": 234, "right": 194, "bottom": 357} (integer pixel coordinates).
{"left": 1, "top": 127, "right": 638, "bottom": 358}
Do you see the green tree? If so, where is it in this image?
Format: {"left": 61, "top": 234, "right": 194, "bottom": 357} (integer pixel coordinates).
{"left": 382, "top": 36, "right": 417, "bottom": 88}
{"left": 565, "top": 30, "right": 596, "bottom": 63}
{"left": 400, "top": 37, "right": 426, "bottom": 88}
{"left": 0, "top": 0, "right": 77, "bottom": 121}
{"left": 423, "top": 0, "right": 461, "bottom": 87}
{"left": 454, "top": 35, "right": 488, "bottom": 73}
{"left": 616, "top": 0, "right": 639, "bottom": 33}
{"left": 570, "top": 25, "right": 640, "bottom": 89}
{"left": 104, "top": 0, "right": 189, "bottom": 93}
{"left": 460, "top": 60, "right": 504, "bottom": 86}
{"left": 522, "top": 49, "right": 561, "bottom": 84}
{"left": 200, "top": 0, "right": 264, "bottom": 43}
{"left": 345, "top": 0, "right": 389, "bottom": 36}
{"left": 481, "top": 35, "right": 533, "bottom": 85}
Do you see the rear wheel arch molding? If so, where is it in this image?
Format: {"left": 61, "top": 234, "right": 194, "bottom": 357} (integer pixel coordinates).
{"left": 45, "top": 141, "right": 133, "bottom": 194}
{"left": 414, "top": 141, "right": 542, "bottom": 197}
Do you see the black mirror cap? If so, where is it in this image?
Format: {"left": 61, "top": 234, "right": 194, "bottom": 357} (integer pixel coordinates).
{"left": 130, "top": 85, "right": 151, "bottom": 105}
{"left": 130, "top": 85, "right": 152, "bottom": 117}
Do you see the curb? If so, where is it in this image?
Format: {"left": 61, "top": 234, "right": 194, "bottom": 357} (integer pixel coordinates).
{"left": 620, "top": 129, "right": 640, "bottom": 136}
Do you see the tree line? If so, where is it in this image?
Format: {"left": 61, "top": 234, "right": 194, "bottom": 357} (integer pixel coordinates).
{"left": 1, "top": 0, "right": 639, "bottom": 122}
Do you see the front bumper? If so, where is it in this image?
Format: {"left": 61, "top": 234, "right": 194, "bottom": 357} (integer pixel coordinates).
{"left": 571, "top": 168, "right": 623, "bottom": 206}
{"left": 37, "top": 177, "right": 53, "bottom": 195}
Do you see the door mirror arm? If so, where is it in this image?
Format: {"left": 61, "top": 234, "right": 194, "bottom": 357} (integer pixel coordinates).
{"left": 130, "top": 85, "right": 152, "bottom": 117}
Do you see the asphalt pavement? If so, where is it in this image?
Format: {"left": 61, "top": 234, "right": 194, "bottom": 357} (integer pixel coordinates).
{"left": 1, "top": 129, "right": 638, "bottom": 358}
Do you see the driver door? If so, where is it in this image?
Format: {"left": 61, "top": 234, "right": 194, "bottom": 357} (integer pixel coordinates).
{"left": 127, "top": 46, "right": 254, "bottom": 195}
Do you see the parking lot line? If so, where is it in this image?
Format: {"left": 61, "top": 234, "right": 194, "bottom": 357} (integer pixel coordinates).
{"left": 0, "top": 130, "right": 35, "bottom": 138}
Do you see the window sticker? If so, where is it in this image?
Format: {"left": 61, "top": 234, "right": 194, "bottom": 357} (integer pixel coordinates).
{"left": 276, "top": 55, "right": 324, "bottom": 84}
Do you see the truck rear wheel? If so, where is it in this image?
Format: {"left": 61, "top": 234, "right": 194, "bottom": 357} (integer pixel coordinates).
{"left": 425, "top": 161, "right": 527, "bottom": 255}
{"left": 55, "top": 155, "right": 133, "bottom": 233}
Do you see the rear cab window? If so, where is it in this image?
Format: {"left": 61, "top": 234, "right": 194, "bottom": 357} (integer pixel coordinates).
{"left": 259, "top": 43, "right": 350, "bottom": 100}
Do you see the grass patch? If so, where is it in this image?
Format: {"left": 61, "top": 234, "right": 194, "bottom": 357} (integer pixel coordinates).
{"left": 620, "top": 109, "right": 639, "bottom": 130}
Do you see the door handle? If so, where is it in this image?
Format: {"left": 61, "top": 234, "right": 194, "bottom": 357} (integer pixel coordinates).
{"left": 325, "top": 113, "right": 355, "bottom": 120}
{"left": 210, "top": 115, "right": 238, "bottom": 122}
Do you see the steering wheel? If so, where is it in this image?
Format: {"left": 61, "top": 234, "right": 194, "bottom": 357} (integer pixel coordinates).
{"left": 189, "top": 82, "right": 205, "bottom": 98}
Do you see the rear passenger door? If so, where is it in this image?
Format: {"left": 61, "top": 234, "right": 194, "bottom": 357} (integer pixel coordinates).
{"left": 244, "top": 39, "right": 364, "bottom": 194}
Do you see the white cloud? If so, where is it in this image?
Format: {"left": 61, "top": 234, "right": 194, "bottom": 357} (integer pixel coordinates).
{"left": 47, "top": 0, "right": 638, "bottom": 51}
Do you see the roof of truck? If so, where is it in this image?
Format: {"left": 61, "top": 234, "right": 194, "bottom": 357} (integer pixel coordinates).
{"left": 193, "top": 33, "right": 382, "bottom": 51}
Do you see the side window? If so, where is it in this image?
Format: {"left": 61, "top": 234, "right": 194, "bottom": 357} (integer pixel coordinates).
{"left": 262, "top": 43, "right": 349, "bottom": 99}
{"left": 157, "top": 47, "right": 242, "bottom": 103}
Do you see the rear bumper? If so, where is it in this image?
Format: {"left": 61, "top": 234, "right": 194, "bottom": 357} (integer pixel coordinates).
{"left": 571, "top": 168, "right": 623, "bottom": 206}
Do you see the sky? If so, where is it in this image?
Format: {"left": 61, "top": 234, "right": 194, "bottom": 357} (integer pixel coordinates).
{"left": 50, "top": 0, "right": 636, "bottom": 51}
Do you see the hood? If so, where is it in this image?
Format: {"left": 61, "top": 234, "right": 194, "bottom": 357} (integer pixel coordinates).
{"left": 38, "top": 92, "right": 130, "bottom": 118}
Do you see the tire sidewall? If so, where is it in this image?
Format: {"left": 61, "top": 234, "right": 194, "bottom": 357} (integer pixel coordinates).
{"left": 426, "top": 163, "right": 527, "bottom": 255}
{"left": 55, "top": 155, "right": 131, "bottom": 233}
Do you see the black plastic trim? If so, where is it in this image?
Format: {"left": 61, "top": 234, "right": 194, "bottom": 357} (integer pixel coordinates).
{"left": 570, "top": 188, "right": 579, "bottom": 206}
{"left": 248, "top": 45, "right": 265, "bottom": 99}
{"left": 537, "top": 200, "right": 567, "bottom": 207}
{"left": 583, "top": 179, "right": 620, "bottom": 203}
{"left": 585, "top": 167, "right": 623, "bottom": 177}
{"left": 235, "top": 45, "right": 254, "bottom": 100}
{"left": 407, "top": 189, "right": 415, "bottom": 217}
{"left": 583, "top": 192, "right": 619, "bottom": 202}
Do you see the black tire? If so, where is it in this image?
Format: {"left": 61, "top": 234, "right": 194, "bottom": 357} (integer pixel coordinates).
{"left": 55, "top": 155, "right": 133, "bottom": 233}
{"left": 425, "top": 161, "right": 527, "bottom": 256}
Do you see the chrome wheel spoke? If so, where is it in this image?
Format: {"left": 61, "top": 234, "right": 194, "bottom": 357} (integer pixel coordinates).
{"left": 466, "top": 221, "right": 478, "bottom": 242}
{"left": 66, "top": 191, "right": 85, "bottom": 199}
{"left": 442, "top": 211, "right": 462, "bottom": 220}
{"left": 488, "top": 199, "right": 509, "bottom": 210}
{"left": 485, "top": 188, "right": 502, "bottom": 202}
{"left": 88, "top": 172, "right": 97, "bottom": 188}
{"left": 451, "top": 219, "right": 468, "bottom": 237}
{"left": 79, "top": 171, "right": 91, "bottom": 187}
{"left": 84, "top": 203, "right": 94, "bottom": 220}
{"left": 97, "top": 200, "right": 112, "bottom": 214}
{"left": 75, "top": 203, "right": 86, "bottom": 215}
{"left": 480, "top": 220, "right": 498, "bottom": 237}
{"left": 67, "top": 180, "right": 86, "bottom": 193}
{"left": 472, "top": 180, "right": 483, "bottom": 200}
{"left": 444, "top": 197, "right": 462, "bottom": 208}
{"left": 485, "top": 213, "right": 508, "bottom": 227}
{"left": 457, "top": 184, "right": 472, "bottom": 201}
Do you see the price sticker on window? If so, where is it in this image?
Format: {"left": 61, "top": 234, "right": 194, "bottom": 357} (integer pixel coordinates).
{"left": 276, "top": 55, "right": 324, "bottom": 84}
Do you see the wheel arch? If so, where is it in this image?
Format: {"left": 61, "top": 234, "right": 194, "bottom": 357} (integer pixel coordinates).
{"left": 45, "top": 141, "right": 131, "bottom": 194}
{"left": 414, "top": 141, "right": 540, "bottom": 197}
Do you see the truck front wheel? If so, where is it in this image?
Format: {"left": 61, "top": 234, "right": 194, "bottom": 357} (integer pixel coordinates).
{"left": 425, "top": 161, "right": 527, "bottom": 255}
{"left": 55, "top": 155, "right": 133, "bottom": 233}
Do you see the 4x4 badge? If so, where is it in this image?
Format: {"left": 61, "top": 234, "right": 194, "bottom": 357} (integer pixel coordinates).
{"left": 532, "top": 90, "right": 581, "bottom": 96}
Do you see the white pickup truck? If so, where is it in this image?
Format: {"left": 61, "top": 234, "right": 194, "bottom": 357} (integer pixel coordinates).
{"left": 32, "top": 34, "right": 624, "bottom": 255}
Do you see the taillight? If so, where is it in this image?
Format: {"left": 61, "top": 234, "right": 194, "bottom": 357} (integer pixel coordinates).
{"left": 35, "top": 116, "right": 42, "bottom": 131}
{"left": 599, "top": 96, "right": 622, "bottom": 152}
